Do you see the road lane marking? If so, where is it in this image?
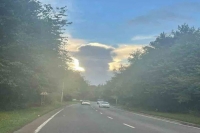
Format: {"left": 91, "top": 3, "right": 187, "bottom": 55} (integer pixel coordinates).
{"left": 130, "top": 112, "right": 200, "bottom": 129}
{"left": 123, "top": 123, "right": 135, "bottom": 129}
{"left": 34, "top": 109, "right": 63, "bottom": 133}
{"left": 96, "top": 110, "right": 98, "bottom": 111}
{"left": 107, "top": 116, "right": 113, "bottom": 119}
{"left": 100, "top": 112, "right": 103, "bottom": 114}
{"left": 113, "top": 107, "right": 200, "bottom": 130}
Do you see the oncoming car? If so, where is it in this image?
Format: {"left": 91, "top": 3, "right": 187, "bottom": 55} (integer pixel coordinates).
{"left": 81, "top": 100, "right": 91, "bottom": 105}
{"left": 99, "top": 101, "right": 110, "bottom": 108}
{"left": 97, "top": 99, "right": 104, "bottom": 104}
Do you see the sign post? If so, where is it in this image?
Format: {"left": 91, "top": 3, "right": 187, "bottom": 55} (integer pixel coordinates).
{"left": 40, "top": 92, "right": 48, "bottom": 106}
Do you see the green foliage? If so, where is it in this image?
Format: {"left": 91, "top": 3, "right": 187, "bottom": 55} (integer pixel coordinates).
{"left": 102, "top": 24, "right": 200, "bottom": 113}
{"left": 0, "top": 0, "right": 88, "bottom": 110}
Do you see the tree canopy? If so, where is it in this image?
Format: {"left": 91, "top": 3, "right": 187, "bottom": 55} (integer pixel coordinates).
{"left": 101, "top": 24, "right": 200, "bottom": 113}
{"left": 0, "top": 0, "right": 89, "bottom": 110}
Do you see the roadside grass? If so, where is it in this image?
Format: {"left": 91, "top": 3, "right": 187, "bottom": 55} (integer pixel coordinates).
{"left": 123, "top": 107, "right": 200, "bottom": 126}
{"left": 0, "top": 102, "right": 76, "bottom": 133}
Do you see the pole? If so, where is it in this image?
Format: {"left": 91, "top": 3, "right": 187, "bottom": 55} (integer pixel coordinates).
{"left": 41, "top": 95, "right": 43, "bottom": 106}
{"left": 44, "top": 95, "right": 45, "bottom": 105}
{"left": 61, "top": 81, "right": 64, "bottom": 103}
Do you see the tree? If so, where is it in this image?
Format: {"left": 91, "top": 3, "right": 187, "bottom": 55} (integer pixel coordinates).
{"left": 102, "top": 24, "right": 200, "bottom": 112}
{"left": 0, "top": 0, "right": 88, "bottom": 110}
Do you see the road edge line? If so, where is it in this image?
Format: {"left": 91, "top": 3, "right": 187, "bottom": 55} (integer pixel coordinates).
{"left": 34, "top": 109, "right": 64, "bottom": 133}
{"left": 112, "top": 106, "right": 200, "bottom": 129}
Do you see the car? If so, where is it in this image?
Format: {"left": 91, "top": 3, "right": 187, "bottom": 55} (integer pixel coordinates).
{"left": 81, "top": 100, "right": 90, "bottom": 105}
{"left": 99, "top": 101, "right": 110, "bottom": 108}
{"left": 97, "top": 99, "right": 103, "bottom": 104}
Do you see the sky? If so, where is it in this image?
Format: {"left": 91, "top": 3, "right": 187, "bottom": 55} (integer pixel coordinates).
{"left": 39, "top": 0, "right": 200, "bottom": 85}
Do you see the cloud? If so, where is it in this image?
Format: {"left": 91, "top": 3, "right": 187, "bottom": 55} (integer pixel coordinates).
{"left": 66, "top": 34, "right": 87, "bottom": 52}
{"left": 65, "top": 35, "right": 145, "bottom": 84}
{"left": 69, "top": 57, "right": 85, "bottom": 72}
{"left": 65, "top": 34, "right": 114, "bottom": 53}
{"left": 129, "top": 2, "right": 200, "bottom": 26}
{"left": 109, "top": 45, "right": 144, "bottom": 71}
{"left": 86, "top": 43, "right": 114, "bottom": 50}
{"left": 72, "top": 44, "right": 114, "bottom": 85}
{"left": 132, "top": 35, "right": 156, "bottom": 41}
{"left": 129, "top": 10, "right": 190, "bottom": 26}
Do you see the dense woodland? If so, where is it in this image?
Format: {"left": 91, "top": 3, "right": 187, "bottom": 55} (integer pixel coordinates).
{"left": 100, "top": 24, "right": 200, "bottom": 113}
{"left": 0, "top": 0, "right": 90, "bottom": 110}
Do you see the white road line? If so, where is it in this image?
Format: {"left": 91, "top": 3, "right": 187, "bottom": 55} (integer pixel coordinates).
{"left": 107, "top": 116, "right": 113, "bottom": 119}
{"left": 96, "top": 110, "right": 98, "bottom": 111}
{"left": 113, "top": 107, "right": 200, "bottom": 130}
{"left": 130, "top": 112, "right": 200, "bottom": 129}
{"left": 123, "top": 123, "right": 135, "bottom": 129}
{"left": 100, "top": 112, "right": 103, "bottom": 114}
{"left": 34, "top": 109, "right": 63, "bottom": 133}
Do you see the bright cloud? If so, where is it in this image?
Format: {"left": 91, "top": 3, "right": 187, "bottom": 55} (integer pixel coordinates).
{"left": 109, "top": 45, "right": 144, "bottom": 71}
{"left": 72, "top": 43, "right": 113, "bottom": 85}
{"left": 65, "top": 34, "right": 146, "bottom": 84}
{"left": 70, "top": 57, "right": 85, "bottom": 72}
{"left": 65, "top": 35, "right": 115, "bottom": 53}
{"left": 66, "top": 37, "right": 87, "bottom": 52}
{"left": 87, "top": 43, "right": 114, "bottom": 49}
{"left": 62, "top": 34, "right": 86, "bottom": 72}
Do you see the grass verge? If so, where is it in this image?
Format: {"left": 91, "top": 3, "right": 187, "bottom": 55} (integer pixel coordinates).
{"left": 123, "top": 107, "right": 200, "bottom": 126}
{"left": 0, "top": 102, "right": 76, "bottom": 133}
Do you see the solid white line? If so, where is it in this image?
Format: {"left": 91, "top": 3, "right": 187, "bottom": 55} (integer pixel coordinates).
{"left": 34, "top": 109, "right": 63, "bottom": 133}
{"left": 100, "top": 112, "right": 103, "bottom": 114}
{"left": 131, "top": 112, "right": 200, "bottom": 129}
{"left": 123, "top": 123, "right": 135, "bottom": 129}
{"left": 107, "top": 116, "right": 113, "bottom": 119}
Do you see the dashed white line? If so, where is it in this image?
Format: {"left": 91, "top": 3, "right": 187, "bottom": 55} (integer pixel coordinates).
{"left": 113, "top": 107, "right": 200, "bottom": 130}
{"left": 107, "top": 116, "right": 113, "bottom": 119}
{"left": 100, "top": 112, "right": 103, "bottom": 114}
{"left": 34, "top": 109, "right": 63, "bottom": 133}
{"left": 123, "top": 123, "right": 135, "bottom": 129}
{"left": 96, "top": 110, "right": 98, "bottom": 111}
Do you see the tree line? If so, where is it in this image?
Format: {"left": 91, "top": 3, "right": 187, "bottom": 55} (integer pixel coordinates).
{"left": 100, "top": 24, "right": 200, "bottom": 113}
{"left": 0, "top": 0, "right": 89, "bottom": 110}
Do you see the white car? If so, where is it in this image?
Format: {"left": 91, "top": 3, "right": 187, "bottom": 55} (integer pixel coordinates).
{"left": 97, "top": 101, "right": 103, "bottom": 104}
{"left": 97, "top": 99, "right": 103, "bottom": 104}
{"left": 99, "top": 102, "right": 110, "bottom": 108}
{"left": 81, "top": 100, "right": 90, "bottom": 105}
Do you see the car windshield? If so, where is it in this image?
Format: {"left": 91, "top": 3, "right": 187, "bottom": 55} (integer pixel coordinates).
{"left": 98, "top": 99, "right": 103, "bottom": 101}
{"left": 2, "top": 0, "right": 200, "bottom": 133}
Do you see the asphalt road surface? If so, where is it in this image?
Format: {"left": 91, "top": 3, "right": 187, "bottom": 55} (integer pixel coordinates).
{"left": 36, "top": 102, "right": 200, "bottom": 133}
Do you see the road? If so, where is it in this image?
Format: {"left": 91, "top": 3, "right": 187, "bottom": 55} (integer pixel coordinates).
{"left": 36, "top": 102, "right": 200, "bottom": 133}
